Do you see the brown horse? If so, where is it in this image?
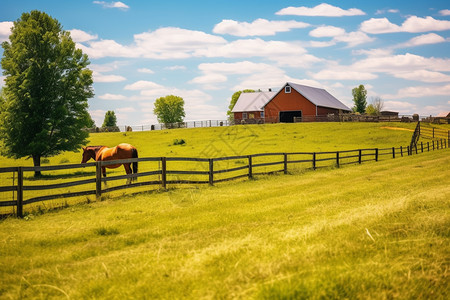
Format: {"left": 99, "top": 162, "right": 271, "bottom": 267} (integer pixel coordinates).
{"left": 81, "top": 143, "right": 138, "bottom": 183}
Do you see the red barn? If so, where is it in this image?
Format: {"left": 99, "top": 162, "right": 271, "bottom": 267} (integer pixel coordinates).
{"left": 264, "top": 82, "right": 351, "bottom": 123}
{"left": 232, "top": 82, "right": 351, "bottom": 123}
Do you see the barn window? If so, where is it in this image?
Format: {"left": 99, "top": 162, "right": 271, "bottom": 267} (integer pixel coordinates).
{"left": 260, "top": 111, "right": 264, "bottom": 118}
{"left": 285, "top": 86, "right": 291, "bottom": 93}
{"left": 243, "top": 113, "right": 248, "bottom": 119}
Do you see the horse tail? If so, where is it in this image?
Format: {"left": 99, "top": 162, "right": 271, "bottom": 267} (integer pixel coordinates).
{"left": 132, "top": 148, "right": 138, "bottom": 176}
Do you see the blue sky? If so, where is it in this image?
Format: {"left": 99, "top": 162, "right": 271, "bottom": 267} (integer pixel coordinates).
{"left": 1, "top": 0, "right": 450, "bottom": 126}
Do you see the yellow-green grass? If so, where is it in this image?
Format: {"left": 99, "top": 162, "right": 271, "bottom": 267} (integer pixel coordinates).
{"left": 0, "top": 122, "right": 448, "bottom": 215}
{"left": 0, "top": 148, "right": 448, "bottom": 299}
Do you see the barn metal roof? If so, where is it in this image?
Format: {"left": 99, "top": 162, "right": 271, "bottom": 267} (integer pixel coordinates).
{"left": 285, "top": 82, "right": 351, "bottom": 111}
{"left": 231, "top": 91, "right": 276, "bottom": 112}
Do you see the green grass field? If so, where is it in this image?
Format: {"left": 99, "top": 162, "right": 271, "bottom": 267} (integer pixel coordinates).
{"left": 0, "top": 122, "right": 449, "bottom": 299}
{"left": 0, "top": 122, "right": 423, "bottom": 214}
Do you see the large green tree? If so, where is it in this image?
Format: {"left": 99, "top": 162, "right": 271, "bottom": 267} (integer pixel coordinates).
{"left": 0, "top": 11, "right": 94, "bottom": 176}
{"left": 153, "top": 95, "right": 185, "bottom": 124}
{"left": 351, "top": 85, "right": 367, "bottom": 114}
{"left": 227, "top": 89, "right": 255, "bottom": 121}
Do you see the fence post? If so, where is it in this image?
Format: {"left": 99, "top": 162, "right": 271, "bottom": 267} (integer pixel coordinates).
{"left": 375, "top": 148, "right": 379, "bottom": 162}
{"left": 336, "top": 151, "right": 340, "bottom": 167}
{"left": 421, "top": 142, "right": 423, "bottom": 153}
{"left": 17, "top": 167, "right": 23, "bottom": 218}
{"left": 358, "top": 150, "right": 362, "bottom": 164}
{"left": 209, "top": 159, "right": 214, "bottom": 185}
{"left": 400, "top": 146, "right": 403, "bottom": 157}
{"left": 161, "top": 157, "right": 167, "bottom": 189}
{"left": 312, "top": 152, "right": 316, "bottom": 170}
{"left": 433, "top": 128, "right": 435, "bottom": 138}
{"left": 283, "top": 153, "right": 288, "bottom": 174}
{"left": 248, "top": 155, "right": 253, "bottom": 179}
{"left": 415, "top": 144, "right": 418, "bottom": 154}
{"left": 433, "top": 140, "right": 435, "bottom": 150}
{"left": 392, "top": 147, "right": 395, "bottom": 159}
{"left": 96, "top": 161, "right": 102, "bottom": 198}
{"left": 407, "top": 146, "right": 410, "bottom": 155}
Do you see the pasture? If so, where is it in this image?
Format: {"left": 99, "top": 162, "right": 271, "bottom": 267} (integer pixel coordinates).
{"left": 0, "top": 122, "right": 427, "bottom": 215}
{"left": 0, "top": 122, "right": 449, "bottom": 298}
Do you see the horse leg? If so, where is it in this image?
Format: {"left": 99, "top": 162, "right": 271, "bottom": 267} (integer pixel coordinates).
{"left": 124, "top": 164, "right": 132, "bottom": 184}
{"left": 102, "top": 166, "right": 108, "bottom": 186}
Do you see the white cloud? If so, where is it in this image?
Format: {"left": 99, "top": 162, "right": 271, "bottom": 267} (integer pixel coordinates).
{"left": 0, "top": 21, "right": 13, "bottom": 42}
{"left": 440, "top": 9, "right": 450, "bottom": 16}
{"left": 77, "top": 27, "right": 227, "bottom": 59}
{"left": 361, "top": 16, "right": 450, "bottom": 34}
{"left": 165, "top": 65, "right": 186, "bottom": 71}
{"left": 93, "top": 71, "right": 126, "bottom": 83}
{"left": 375, "top": 9, "right": 399, "bottom": 15}
{"left": 309, "top": 26, "right": 374, "bottom": 47}
{"left": 137, "top": 68, "right": 154, "bottom": 74}
{"left": 69, "top": 29, "right": 98, "bottom": 43}
{"left": 78, "top": 39, "right": 138, "bottom": 59}
{"left": 123, "top": 81, "right": 224, "bottom": 120}
{"left": 308, "top": 40, "right": 337, "bottom": 48}
{"left": 133, "top": 27, "right": 227, "bottom": 59}
{"left": 213, "top": 18, "right": 309, "bottom": 37}
{"left": 191, "top": 61, "right": 283, "bottom": 89}
{"left": 396, "top": 33, "right": 447, "bottom": 48}
{"left": 195, "top": 38, "right": 307, "bottom": 59}
{"left": 124, "top": 80, "right": 164, "bottom": 90}
{"left": 116, "top": 107, "right": 136, "bottom": 113}
{"left": 189, "top": 74, "right": 228, "bottom": 85}
{"left": 383, "top": 101, "right": 417, "bottom": 113}
{"left": 197, "top": 61, "right": 278, "bottom": 75}
{"left": 312, "top": 70, "right": 378, "bottom": 80}
{"left": 360, "top": 18, "right": 401, "bottom": 34}
{"left": 309, "top": 26, "right": 346, "bottom": 37}
{"left": 98, "top": 93, "right": 127, "bottom": 100}
{"left": 356, "top": 53, "right": 450, "bottom": 73}
{"left": 313, "top": 52, "right": 450, "bottom": 84}
{"left": 93, "top": 1, "right": 129, "bottom": 10}
{"left": 333, "top": 31, "right": 374, "bottom": 47}
{"left": 276, "top": 3, "right": 365, "bottom": 17}
{"left": 382, "top": 84, "right": 450, "bottom": 99}
{"left": 75, "top": 27, "right": 320, "bottom": 61}
{"left": 392, "top": 70, "right": 450, "bottom": 83}
{"left": 89, "top": 109, "right": 107, "bottom": 127}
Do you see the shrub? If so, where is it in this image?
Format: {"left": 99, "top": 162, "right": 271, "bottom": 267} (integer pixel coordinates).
{"left": 173, "top": 139, "right": 186, "bottom": 145}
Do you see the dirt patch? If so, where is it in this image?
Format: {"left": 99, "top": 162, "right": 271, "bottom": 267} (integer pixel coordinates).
{"left": 380, "top": 126, "right": 414, "bottom": 132}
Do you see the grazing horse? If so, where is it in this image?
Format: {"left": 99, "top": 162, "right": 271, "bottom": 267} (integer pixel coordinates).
{"left": 81, "top": 143, "right": 138, "bottom": 184}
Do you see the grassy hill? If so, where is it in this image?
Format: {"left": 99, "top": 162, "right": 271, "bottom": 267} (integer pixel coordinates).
{"left": 0, "top": 122, "right": 424, "bottom": 167}
{"left": 0, "top": 122, "right": 449, "bottom": 299}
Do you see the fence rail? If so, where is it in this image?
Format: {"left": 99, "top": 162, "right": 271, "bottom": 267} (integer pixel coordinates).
{"left": 1, "top": 136, "right": 448, "bottom": 218}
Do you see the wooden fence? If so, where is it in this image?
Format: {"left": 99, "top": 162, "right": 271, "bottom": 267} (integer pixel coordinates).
{"left": 1, "top": 137, "right": 448, "bottom": 218}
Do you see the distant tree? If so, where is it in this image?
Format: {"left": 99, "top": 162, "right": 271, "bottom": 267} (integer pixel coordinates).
{"left": 0, "top": 11, "right": 94, "bottom": 176}
{"left": 352, "top": 85, "right": 367, "bottom": 114}
{"left": 372, "top": 96, "right": 384, "bottom": 114}
{"left": 153, "top": 95, "right": 185, "bottom": 124}
{"left": 365, "top": 104, "right": 377, "bottom": 116}
{"left": 366, "top": 97, "right": 384, "bottom": 116}
{"left": 102, "top": 110, "right": 117, "bottom": 127}
{"left": 227, "top": 89, "right": 255, "bottom": 121}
